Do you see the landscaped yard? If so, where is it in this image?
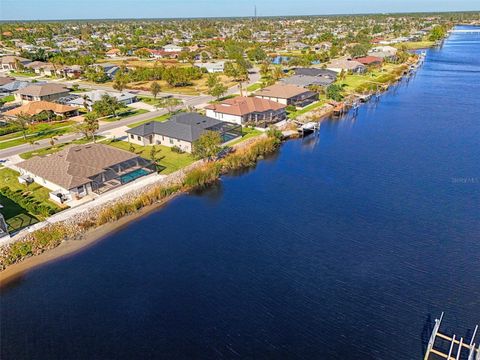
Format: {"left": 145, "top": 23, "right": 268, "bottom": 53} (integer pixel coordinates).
{"left": 288, "top": 98, "right": 327, "bottom": 119}
{"left": 104, "top": 140, "right": 195, "bottom": 174}
{"left": 337, "top": 63, "right": 407, "bottom": 94}
{"left": 0, "top": 120, "right": 78, "bottom": 150}
{"left": 394, "top": 40, "right": 435, "bottom": 50}
{"left": 1, "top": 95, "right": 14, "bottom": 103}
{"left": 246, "top": 83, "right": 262, "bottom": 92}
{"left": 0, "top": 168, "right": 63, "bottom": 232}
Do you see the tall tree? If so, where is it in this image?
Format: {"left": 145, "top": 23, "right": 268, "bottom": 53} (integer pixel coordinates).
{"left": 12, "top": 113, "right": 32, "bottom": 140}
{"left": 192, "top": 131, "right": 222, "bottom": 160}
{"left": 150, "top": 81, "right": 161, "bottom": 99}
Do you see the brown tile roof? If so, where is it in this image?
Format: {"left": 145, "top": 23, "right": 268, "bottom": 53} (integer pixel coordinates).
{"left": 17, "top": 144, "right": 141, "bottom": 190}
{"left": 0, "top": 76, "right": 14, "bottom": 86}
{"left": 4, "top": 101, "right": 78, "bottom": 117}
{"left": 15, "top": 83, "right": 69, "bottom": 97}
{"left": 255, "top": 84, "right": 310, "bottom": 99}
{"left": 354, "top": 56, "right": 383, "bottom": 65}
{"left": 205, "top": 96, "right": 286, "bottom": 116}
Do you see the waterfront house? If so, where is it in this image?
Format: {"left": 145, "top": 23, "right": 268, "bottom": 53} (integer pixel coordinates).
{"left": 126, "top": 112, "right": 241, "bottom": 153}
{"left": 255, "top": 84, "right": 318, "bottom": 107}
{"left": 14, "top": 83, "right": 70, "bottom": 103}
{"left": 3, "top": 101, "right": 79, "bottom": 119}
{"left": 327, "top": 59, "right": 367, "bottom": 74}
{"left": 354, "top": 56, "right": 383, "bottom": 66}
{"left": 16, "top": 143, "right": 154, "bottom": 204}
{"left": 368, "top": 46, "right": 398, "bottom": 60}
{"left": 281, "top": 74, "right": 335, "bottom": 88}
{"left": 205, "top": 96, "right": 287, "bottom": 126}
{"left": 293, "top": 68, "right": 337, "bottom": 80}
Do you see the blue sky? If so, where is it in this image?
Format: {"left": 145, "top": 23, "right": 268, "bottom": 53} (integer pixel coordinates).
{"left": 1, "top": 0, "right": 479, "bottom": 21}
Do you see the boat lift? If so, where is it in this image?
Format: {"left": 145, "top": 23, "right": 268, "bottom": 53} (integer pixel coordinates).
{"left": 424, "top": 313, "right": 480, "bottom": 360}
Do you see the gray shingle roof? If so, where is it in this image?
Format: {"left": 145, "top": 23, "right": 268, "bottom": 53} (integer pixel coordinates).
{"left": 281, "top": 74, "right": 335, "bottom": 87}
{"left": 294, "top": 68, "right": 338, "bottom": 78}
{"left": 126, "top": 112, "right": 226, "bottom": 143}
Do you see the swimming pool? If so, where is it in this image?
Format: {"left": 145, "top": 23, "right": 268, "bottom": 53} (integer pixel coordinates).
{"left": 120, "top": 168, "right": 150, "bottom": 184}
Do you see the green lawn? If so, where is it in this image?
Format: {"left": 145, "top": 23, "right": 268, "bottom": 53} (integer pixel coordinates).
{"left": 0, "top": 168, "right": 63, "bottom": 232}
{"left": 101, "top": 108, "right": 149, "bottom": 122}
{"left": 1, "top": 95, "right": 14, "bottom": 103}
{"left": 104, "top": 140, "right": 195, "bottom": 174}
{"left": 247, "top": 83, "right": 262, "bottom": 92}
{"left": 19, "top": 136, "right": 105, "bottom": 160}
{"left": 227, "top": 127, "right": 263, "bottom": 146}
{"left": 337, "top": 63, "right": 406, "bottom": 94}
{"left": 0, "top": 120, "right": 78, "bottom": 150}
{"left": 9, "top": 71, "right": 37, "bottom": 77}
{"left": 127, "top": 113, "right": 171, "bottom": 128}
{"left": 288, "top": 99, "right": 327, "bottom": 119}
{"left": 394, "top": 41, "right": 435, "bottom": 50}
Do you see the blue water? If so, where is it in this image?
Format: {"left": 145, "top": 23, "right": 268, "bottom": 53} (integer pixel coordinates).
{"left": 1, "top": 27, "right": 480, "bottom": 360}
{"left": 120, "top": 168, "right": 150, "bottom": 184}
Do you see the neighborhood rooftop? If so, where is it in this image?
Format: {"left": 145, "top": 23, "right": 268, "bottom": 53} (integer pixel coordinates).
{"left": 15, "top": 83, "right": 69, "bottom": 96}
{"left": 127, "top": 112, "right": 232, "bottom": 143}
{"left": 16, "top": 144, "right": 141, "bottom": 190}
{"left": 205, "top": 96, "right": 286, "bottom": 116}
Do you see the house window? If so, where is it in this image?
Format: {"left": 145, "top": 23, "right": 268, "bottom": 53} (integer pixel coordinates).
{"left": 130, "top": 134, "right": 134, "bottom": 139}
{"left": 169, "top": 139, "right": 174, "bottom": 144}
{"left": 137, "top": 136, "right": 141, "bottom": 141}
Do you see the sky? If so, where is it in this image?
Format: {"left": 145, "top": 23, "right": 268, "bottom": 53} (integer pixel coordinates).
{"left": 1, "top": 0, "right": 479, "bottom": 21}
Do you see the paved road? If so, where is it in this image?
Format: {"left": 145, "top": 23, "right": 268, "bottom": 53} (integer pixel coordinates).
{"left": 0, "top": 109, "right": 168, "bottom": 159}
{"left": 0, "top": 68, "right": 260, "bottom": 158}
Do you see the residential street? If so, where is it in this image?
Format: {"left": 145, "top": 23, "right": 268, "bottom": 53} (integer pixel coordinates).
{"left": 0, "top": 68, "right": 260, "bottom": 159}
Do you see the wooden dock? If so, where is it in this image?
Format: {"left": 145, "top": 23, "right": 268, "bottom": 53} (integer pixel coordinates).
{"left": 424, "top": 313, "right": 480, "bottom": 360}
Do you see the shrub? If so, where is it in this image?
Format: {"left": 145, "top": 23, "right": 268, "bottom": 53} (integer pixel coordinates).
{"left": 0, "top": 187, "right": 58, "bottom": 218}
{"left": 183, "top": 162, "right": 222, "bottom": 189}
{"left": 171, "top": 146, "right": 185, "bottom": 154}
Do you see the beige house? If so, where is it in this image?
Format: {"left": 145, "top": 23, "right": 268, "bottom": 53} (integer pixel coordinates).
{"left": 126, "top": 112, "right": 241, "bottom": 153}
{"left": 255, "top": 84, "right": 318, "bottom": 107}
{"left": 205, "top": 96, "right": 286, "bottom": 126}
{"left": 14, "top": 83, "right": 70, "bottom": 103}
{"left": 16, "top": 144, "right": 154, "bottom": 204}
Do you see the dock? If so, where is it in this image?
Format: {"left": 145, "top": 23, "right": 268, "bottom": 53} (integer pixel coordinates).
{"left": 424, "top": 313, "right": 480, "bottom": 360}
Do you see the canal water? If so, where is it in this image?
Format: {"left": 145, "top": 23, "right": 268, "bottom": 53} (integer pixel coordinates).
{"left": 1, "top": 27, "right": 479, "bottom": 360}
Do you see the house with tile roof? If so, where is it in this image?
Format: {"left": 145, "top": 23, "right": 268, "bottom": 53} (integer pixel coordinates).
{"left": 205, "top": 96, "right": 286, "bottom": 126}
{"left": 3, "top": 101, "right": 79, "bottom": 119}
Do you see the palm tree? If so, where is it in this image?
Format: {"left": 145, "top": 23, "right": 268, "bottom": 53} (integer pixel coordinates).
{"left": 82, "top": 94, "right": 91, "bottom": 111}
{"left": 49, "top": 136, "right": 58, "bottom": 148}
{"left": 84, "top": 112, "right": 100, "bottom": 142}
{"left": 12, "top": 113, "right": 32, "bottom": 140}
